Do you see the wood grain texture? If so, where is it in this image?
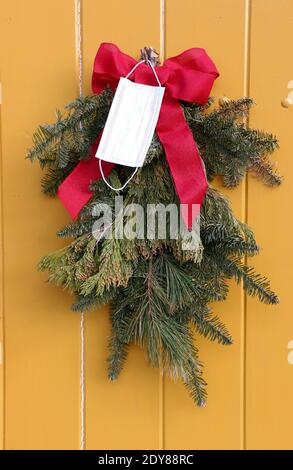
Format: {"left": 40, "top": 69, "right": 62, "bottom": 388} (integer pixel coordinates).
{"left": 0, "top": 77, "right": 3, "bottom": 449}
{"left": 0, "top": 0, "right": 291, "bottom": 450}
{"left": 82, "top": 0, "right": 162, "bottom": 450}
{"left": 164, "top": 0, "right": 247, "bottom": 450}
{"left": 0, "top": 0, "right": 80, "bottom": 449}
{"left": 246, "top": 0, "right": 293, "bottom": 450}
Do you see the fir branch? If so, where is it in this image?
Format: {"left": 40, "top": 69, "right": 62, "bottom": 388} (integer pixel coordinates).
{"left": 221, "top": 256, "right": 279, "bottom": 304}
{"left": 212, "top": 97, "right": 255, "bottom": 120}
{"left": 30, "top": 89, "right": 282, "bottom": 407}
{"left": 183, "top": 345, "right": 207, "bottom": 408}
{"left": 108, "top": 330, "right": 129, "bottom": 381}
{"left": 71, "top": 294, "right": 98, "bottom": 312}
{"left": 27, "top": 90, "right": 112, "bottom": 169}
{"left": 208, "top": 235, "right": 259, "bottom": 257}
{"left": 41, "top": 162, "right": 77, "bottom": 196}
{"left": 250, "top": 157, "right": 282, "bottom": 187}
{"left": 192, "top": 309, "right": 233, "bottom": 345}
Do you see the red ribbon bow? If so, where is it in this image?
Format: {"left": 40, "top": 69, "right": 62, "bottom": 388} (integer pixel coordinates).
{"left": 58, "top": 42, "right": 219, "bottom": 228}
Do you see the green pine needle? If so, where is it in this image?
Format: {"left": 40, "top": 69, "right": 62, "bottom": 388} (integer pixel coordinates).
{"left": 28, "top": 90, "right": 281, "bottom": 406}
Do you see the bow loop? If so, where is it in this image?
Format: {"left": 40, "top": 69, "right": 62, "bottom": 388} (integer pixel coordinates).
{"left": 163, "top": 47, "right": 219, "bottom": 103}
{"left": 59, "top": 43, "right": 219, "bottom": 230}
{"left": 92, "top": 43, "right": 219, "bottom": 100}
{"left": 92, "top": 42, "right": 136, "bottom": 93}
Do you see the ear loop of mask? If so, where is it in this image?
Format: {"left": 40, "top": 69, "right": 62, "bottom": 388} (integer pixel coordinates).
{"left": 99, "top": 59, "right": 162, "bottom": 192}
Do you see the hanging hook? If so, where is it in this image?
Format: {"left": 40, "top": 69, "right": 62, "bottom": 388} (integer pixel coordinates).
{"left": 140, "top": 46, "right": 160, "bottom": 66}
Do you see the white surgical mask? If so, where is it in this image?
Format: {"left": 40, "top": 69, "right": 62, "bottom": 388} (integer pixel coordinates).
{"left": 95, "top": 60, "right": 165, "bottom": 191}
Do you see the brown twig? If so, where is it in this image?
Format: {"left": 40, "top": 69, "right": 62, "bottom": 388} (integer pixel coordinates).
{"left": 140, "top": 46, "right": 160, "bottom": 66}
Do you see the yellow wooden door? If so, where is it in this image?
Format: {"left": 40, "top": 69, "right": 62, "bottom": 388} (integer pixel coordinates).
{"left": 0, "top": 0, "right": 292, "bottom": 450}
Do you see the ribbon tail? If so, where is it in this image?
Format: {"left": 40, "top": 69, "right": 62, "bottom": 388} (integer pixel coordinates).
{"left": 156, "top": 96, "right": 208, "bottom": 230}
{"left": 58, "top": 137, "right": 115, "bottom": 219}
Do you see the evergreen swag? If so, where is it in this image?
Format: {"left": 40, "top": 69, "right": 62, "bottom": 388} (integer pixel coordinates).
{"left": 27, "top": 89, "right": 281, "bottom": 406}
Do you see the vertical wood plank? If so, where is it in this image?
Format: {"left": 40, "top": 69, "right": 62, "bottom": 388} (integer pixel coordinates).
{"left": 1, "top": 0, "right": 290, "bottom": 451}
{"left": 247, "top": 0, "right": 293, "bottom": 450}
{"left": 0, "top": 0, "right": 80, "bottom": 449}
{"left": 0, "top": 79, "right": 4, "bottom": 449}
{"left": 82, "top": 0, "right": 162, "bottom": 450}
{"left": 164, "top": 0, "right": 247, "bottom": 449}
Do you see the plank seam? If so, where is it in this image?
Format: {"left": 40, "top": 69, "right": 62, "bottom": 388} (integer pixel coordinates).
{"left": 241, "top": 0, "right": 252, "bottom": 451}
{"left": 75, "top": 0, "right": 85, "bottom": 451}
{"left": 75, "top": 0, "right": 83, "bottom": 98}
{"left": 0, "top": 79, "right": 6, "bottom": 450}
{"left": 160, "top": 0, "right": 166, "bottom": 64}
{"left": 159, "top": 0, "right": 166, "bottom": 452}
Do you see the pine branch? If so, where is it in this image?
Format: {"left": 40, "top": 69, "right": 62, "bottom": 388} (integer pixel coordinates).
{"left": 26, "top": 90, "right": 112, "bottom": 168}
{"left": 183, "top": 344, "right": 207, "bottom": 408}
{"left": 41, "top": 162, "right": 77, "bottom": 196}
{"left": 71, "top": 294, "right": 98, "bottom": 312}
{"left": 108, "top": 331, "right": 129, "bottom": 380}
{"left": 192, "top": 309, "right": 233, "bottom": 345}
{"left": 207, "top": 235, "right": 259, "bottom": 257}
{"left": 250, "top": 157, "right": 282, "bottom": 187}
{"left": 221, "top": 256, "right": 279, "bottom": 304}
{"left": 212, "top": 97, "right": 255, "bottom": 120}
{"left": 30, "top": 89, "right": 281, "bottom": 407}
